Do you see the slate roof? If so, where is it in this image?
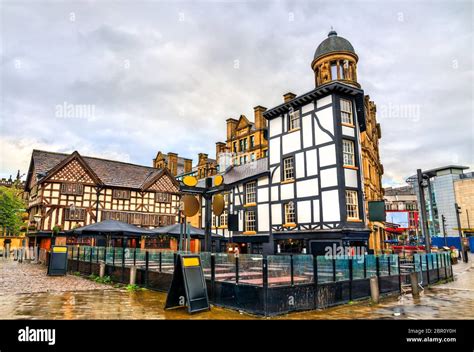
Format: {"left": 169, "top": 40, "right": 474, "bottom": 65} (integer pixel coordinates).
{"left": 314, "top": 30, "right": 355, "bottom": 60}
{"left": 196, "top": 157, "right": 269, "bottom": 187}
{"left": 384, "top": 186, "right": 415, "bottom": 196}
{"left": 27, "top": 150, "right": 165, "bottom": 190}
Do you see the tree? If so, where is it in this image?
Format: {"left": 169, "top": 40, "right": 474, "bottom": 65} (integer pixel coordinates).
{"left": 0, "top": 186, "right": 26, "bottom": 236}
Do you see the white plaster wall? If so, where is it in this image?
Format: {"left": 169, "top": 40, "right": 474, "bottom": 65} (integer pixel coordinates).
{"left": 258, "top": 204, "right": 270, "bottom": 231}
{"left": 317, "top": 106, "right": 334, "bottom": 134}
{"left": 297, "top": 200, "right": 312, "bottom": 223}
{"left": 269, "top": 137, "right": 281, "bottom": 165}
{"left": 295, "top": 152, "right": 305, "bottom": 179}
{"left": 342, "top": 126, "right": 355, "bottom": 137}
{"left": 257, "top": 187, "right": 269, "bottom": 203}
{"left": 322, "top": 190, "right": 340, "bottom": 222}
{"left": 296, "top": 178, "right": 319, "bottom": 198}
{"left": 344, "top": 168, "right": 358, "bottom": 188}
{"left": 319, "top": 144, "right": 336, "bottom": 167}
{"left": 282, "top": 131, "right": 301, "bottom": 155}
{"left": 312, "top": 200, "right": 320, "bottom": 222}
{"left": 271, "top": 186, "right": 279, "bottom": 201}
{"left": 314, "top": 119, "right": 333, "bottom": 145}
{"left": 280, "top": 183, "right": 294, "bottom": 200}
{"left": 258, "top": 176, "right": 269, "bottom": 186}
{"left": 269, "top": 116, "right": 282, "bottom": 137}
{"left": 271, "top": 203, "right": 282, "bottom": 224}
{"left": 317, "top": 95, "right": 332, "bottom": 108}
{"left": 271, "top": 167, "right": 280, "bottom": 184}
{"left": 302, "top": 114, "right": 313, "bottom": 148}
{"left": 306, "top": 149, "right": 318, "bottom": 176}
{"left": 320, "top": 167, "right": 338, "bottom": 188}
{"left": 301, "top": 102, "right": 315, "bottom": 115}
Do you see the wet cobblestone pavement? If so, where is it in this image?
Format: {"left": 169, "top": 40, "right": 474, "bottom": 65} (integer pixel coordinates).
{"left": 0, "top": 258, "right": 472, "bottom": 320}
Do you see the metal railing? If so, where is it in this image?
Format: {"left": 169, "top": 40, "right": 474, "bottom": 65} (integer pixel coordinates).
{"left": 66, "top": 246, "right": 452, "bottom": 289}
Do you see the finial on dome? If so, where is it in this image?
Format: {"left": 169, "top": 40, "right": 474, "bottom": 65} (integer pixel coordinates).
{"left": 328, "top": 27, "right": 337, "bottom": 37}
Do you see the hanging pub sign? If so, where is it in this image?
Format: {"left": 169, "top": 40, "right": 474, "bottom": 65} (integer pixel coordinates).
{"left": 164, "top": 254, "right": 210, "bottom": 314}
{"left": 368, "top": 200, "right": 386, "bottom": 222}
{"left": 47, "top": 245, "right": 68, "bottom": 276}
{"left": 228, "top": 214, "right": 239, "bottom": 231}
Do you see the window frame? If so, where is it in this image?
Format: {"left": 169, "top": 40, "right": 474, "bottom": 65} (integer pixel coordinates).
{"left": 245, "top": 210, "right": 256, "bottom": 232}
{"left": 340, "top": 98, "right": 354, "bottom": 125}
{"left": 283, "top": 156, "right": 295, "bottom": 181}
{"left": 284, "top": 202, "right": 296, "bottom": 224}
{"left": 155, "top": 192, "right": 172, "bottom": 203}
{"left": 245, "top": 181, "right": 256, "bottom": 204}
{"left": 288, "top": 107, "right": 300, "bottom": 131}
{"left": 112, "top": 189, "right": 131, "bottom": 200}
{"left": 64, "top": 207, "right": 86, "bottom": 221}
{"left": 60, "top": 183, "right": 84, "bottom": 196}
{"left": 346, "top": 190, "right": 359, "bottom": 220}
{"left": 342, "top": 139, "right": 355, "bottom": 166}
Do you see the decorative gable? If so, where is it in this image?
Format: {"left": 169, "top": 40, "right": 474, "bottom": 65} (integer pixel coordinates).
{"left": 236, "top": 115, "right": 252, "bottom": 131}
{"left": 48, "top": 159, "right": 96, "bottom": 184}
{"left": 147, "top": 173, "right": 179, "bottom": 193}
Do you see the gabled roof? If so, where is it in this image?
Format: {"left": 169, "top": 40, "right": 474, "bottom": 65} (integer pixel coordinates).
{"left": 25, "top": 150, "right": 175, "bottom": 191}
{"left": 236, "top": 114, "right": 255, "bottom": 131}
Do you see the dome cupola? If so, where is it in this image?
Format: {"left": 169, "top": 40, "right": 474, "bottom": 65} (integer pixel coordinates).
{"left": 311, "top": 29, "right": 359, "bottom": 88}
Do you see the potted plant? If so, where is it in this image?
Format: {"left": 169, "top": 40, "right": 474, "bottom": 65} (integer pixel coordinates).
{"left": 52, "top": 224, "right": 62, "bottom": 236}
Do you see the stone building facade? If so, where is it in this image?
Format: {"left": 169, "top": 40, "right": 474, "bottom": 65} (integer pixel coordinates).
{"left": 454, "top": 172, "right": 474, "bottom": 237}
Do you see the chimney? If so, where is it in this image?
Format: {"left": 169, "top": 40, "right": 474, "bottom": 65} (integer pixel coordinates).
{"left": 183, "top": 159, "right": 193, "bottom": 174}
{"left": 254, "top": 105, "right": 267, "bottom": 130}
{"left": 226, "top": 118, "right": 238, "bottom": 141}
{"left": 198, "top": 153, "right": 208, "bottom": 165}
{"left": 215, "top": 142, "right": 226, "bottom": 161}
{"left": 167, "top": 152, "right": 178, "bottom": 176}
{"left": 283, "top": 92, "right": 297, "bottom": 103}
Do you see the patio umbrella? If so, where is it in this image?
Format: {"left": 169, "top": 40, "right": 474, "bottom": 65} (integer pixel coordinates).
{"left": 150, "top": 223, "right": 222, "bottom": 239}
{"left": 68, "top": 219, "right": 155, "bottom": 236}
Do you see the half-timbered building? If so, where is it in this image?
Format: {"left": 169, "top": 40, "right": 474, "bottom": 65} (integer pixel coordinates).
{"left": 24, "top": 150, "right": 180, "bottom": 249}
{"left": 199, "top": 30, "right": 372, "bottom": 255}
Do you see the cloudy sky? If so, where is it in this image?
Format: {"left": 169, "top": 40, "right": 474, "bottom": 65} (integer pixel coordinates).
{"left": 1, "top": 0, "right": 472, "bottom": 186}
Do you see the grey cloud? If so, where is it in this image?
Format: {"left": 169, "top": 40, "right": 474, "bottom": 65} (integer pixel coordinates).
{"left": 0, "top": 0, "right": 472, "bottom": 185}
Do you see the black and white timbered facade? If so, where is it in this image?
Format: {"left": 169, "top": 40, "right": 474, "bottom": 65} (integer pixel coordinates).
{"left": 202, "top": 29, "right": 374, "bottom": 255}
{"left": 263, "top": 82, "right": 370, "bottom": 255}
{"left": 202, "top": 82, "right": 370, "bottom": 255}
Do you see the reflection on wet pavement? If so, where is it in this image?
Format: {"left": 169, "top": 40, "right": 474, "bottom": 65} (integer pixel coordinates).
{"left": 1, "top": 282, "right": 472, "bottom": 320}
{"left": 1, "top": 261, "right": 472, "bottom": 320}
{"left": 0, "top": 289, "right": 255, "bottom": 320}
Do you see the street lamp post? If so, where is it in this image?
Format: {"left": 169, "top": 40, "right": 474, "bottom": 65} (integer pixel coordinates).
{"left": 417, "top": 169, "right": 431, "bottom": 253}
{"left": 455, "top": 203, "right": 468, "bottom": 263}
{"left": 441, "top": 214, "right": 447, "bottom": 247}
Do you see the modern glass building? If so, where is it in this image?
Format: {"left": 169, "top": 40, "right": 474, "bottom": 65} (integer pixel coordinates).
{"left": 407, "top": 165, "right": 469, "bottom": 239}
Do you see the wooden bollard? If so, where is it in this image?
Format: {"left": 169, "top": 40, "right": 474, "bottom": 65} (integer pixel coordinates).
{"left": 370, "top": 276, "right": 380, "bottom": 304}
{"left": 130, "top": 266, "right": 137, "bottom": 285}
{"left": 99, "top": 262, "right": 106, "bottom": 278}
{"left": 410, "top": 272, "right": 420, "bottom": 298}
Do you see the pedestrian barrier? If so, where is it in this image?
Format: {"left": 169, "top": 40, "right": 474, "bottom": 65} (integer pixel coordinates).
{"left": 62, "top": 246, "right": 453, "bottom": 317}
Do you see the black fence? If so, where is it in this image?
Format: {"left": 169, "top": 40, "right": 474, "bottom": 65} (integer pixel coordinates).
{"left": 66, "top": 246, "right": 453, "bottom": 316}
